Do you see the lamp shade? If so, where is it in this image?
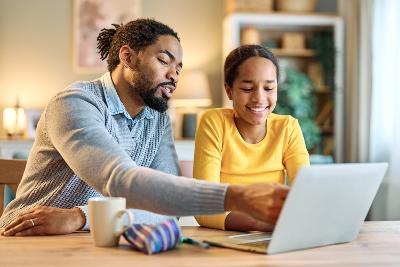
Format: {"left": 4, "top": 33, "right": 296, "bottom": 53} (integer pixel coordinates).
{"left": 172, "top": 71, "right": 212, "bottom": 107}
{"left": 3, "top": 107, "right": 26, "bottom": 135}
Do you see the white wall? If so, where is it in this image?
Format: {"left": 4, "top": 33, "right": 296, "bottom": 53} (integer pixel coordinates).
{"left": 0, "top": 0, "right": 224, "bottom": 135}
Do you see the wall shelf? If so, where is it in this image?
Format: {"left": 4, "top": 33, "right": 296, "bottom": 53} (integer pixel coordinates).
{"left": 223, "top": 12, "right": 344, "bottom": 162}
{"left": 0, "top": 139, "right": 196, "bottom": 161}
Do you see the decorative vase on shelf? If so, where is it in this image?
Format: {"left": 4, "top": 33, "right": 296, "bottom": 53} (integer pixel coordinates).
{"left": 225, "top": 0, "right": 273, "bottom": 14}
{"left": 241, "top": 26, "right": 261, "bottom": 45}
{"left": 275, "top": 0, "right": 317, "bottom": 13}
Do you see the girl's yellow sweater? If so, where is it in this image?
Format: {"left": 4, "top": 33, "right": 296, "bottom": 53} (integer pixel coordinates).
{"left": 194, "top": 108, "right": 310, "bottom": 230}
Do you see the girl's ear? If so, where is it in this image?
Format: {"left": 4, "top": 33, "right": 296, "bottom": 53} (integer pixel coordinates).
{"left": 224, "top": 83, "right": 233, "bottom": 100}
{"left": 119, "top": 45, "right": 138, "bottom": 68}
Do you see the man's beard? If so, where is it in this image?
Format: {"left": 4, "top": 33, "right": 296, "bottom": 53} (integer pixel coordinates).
{"left": 130, "top": 70, "right": 171, "bottom": 113}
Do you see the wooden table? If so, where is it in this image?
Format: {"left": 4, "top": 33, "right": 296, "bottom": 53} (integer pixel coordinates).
{"left": 1, "top": 221, "right": 399, "bottom": 266}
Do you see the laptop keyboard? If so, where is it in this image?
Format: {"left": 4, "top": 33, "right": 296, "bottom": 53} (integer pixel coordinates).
{"left": 228, "top": 232, "right": 272, "bottom": 244}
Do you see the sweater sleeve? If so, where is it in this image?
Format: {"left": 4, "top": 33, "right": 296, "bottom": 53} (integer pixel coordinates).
{"left": 77, "top": 116, "right": 180, "bottom": 231}
{"left": 193, "top": 110, "right": 228, "bottom": 230}
{"left": 283, "top": 118, "right": 310, "bottom": 184}
{"left": 45, "top": 90, "right": 228, "bottom": 216}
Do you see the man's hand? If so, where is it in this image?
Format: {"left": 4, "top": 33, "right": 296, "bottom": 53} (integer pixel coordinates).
{"left": 225, "top": 211, "right": 275, "bottom": 232}
{"left": 1, "top": 206, "right": 85, "bottom": 236}
{"left": 225, "top": 183, "right": 289, "bottom": 225}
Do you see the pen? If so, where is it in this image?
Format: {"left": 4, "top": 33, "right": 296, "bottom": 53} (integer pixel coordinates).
{"left": 181, "top": 237, "right": 210, "bottom": 249}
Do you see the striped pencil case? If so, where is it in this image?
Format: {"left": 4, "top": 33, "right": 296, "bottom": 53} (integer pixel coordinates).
{"left": 122, "top": 217, "right": 182, "bottom": 255}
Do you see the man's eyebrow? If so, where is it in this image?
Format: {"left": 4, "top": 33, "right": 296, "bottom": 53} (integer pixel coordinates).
{"left": 159, "top": 50, "right": 183, "bottom": 68}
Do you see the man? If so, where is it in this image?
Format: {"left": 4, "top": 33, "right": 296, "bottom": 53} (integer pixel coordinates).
{"left": 1, "top": 19, "right": 288, "bottom": 236}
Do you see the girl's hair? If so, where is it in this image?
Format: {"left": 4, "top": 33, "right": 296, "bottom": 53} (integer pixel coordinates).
{"left": 224, "top": 44, "right": 279, "bottom": 87}
{"left": 97, "top": 18, "right": 180, "bottom": 72}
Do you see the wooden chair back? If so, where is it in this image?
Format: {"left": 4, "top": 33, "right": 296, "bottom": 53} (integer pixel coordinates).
{"left": 0, "top": 159, "right": 27, "bottom": 215}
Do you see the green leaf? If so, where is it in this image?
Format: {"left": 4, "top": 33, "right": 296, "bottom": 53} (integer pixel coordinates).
{"left": 275, "top": 66, "right": 321, "bottom": 150}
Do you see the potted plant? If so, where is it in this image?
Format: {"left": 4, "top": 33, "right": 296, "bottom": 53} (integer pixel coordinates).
{"left": 274, "top": 66, "right": 321, "bottom": 151}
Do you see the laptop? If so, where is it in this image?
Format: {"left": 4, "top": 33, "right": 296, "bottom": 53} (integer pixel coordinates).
{"left": 201, "top": 163, "right": 388, "bottom": 254}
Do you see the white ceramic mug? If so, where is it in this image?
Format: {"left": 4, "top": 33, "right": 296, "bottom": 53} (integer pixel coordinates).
{"left": 88, "top": 197, "right": 134, "bottom": 247}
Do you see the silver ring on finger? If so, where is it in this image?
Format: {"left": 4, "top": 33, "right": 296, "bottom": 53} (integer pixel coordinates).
{"left": 29, "top": 219, "right": 35, "bottom": 227}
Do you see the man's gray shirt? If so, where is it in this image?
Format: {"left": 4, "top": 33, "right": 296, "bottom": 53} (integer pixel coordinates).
{"left": 0, "top": 73, "right": 227, "bottom": 228}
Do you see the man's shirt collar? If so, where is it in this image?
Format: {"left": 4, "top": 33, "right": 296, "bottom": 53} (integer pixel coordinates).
{"left": 100, "top": 72, "right": 154, "bottom": 122}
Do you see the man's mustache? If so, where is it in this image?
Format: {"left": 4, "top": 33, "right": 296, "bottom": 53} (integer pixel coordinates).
{"left": 156, "top": 81, "right": 176, "bottom": 90}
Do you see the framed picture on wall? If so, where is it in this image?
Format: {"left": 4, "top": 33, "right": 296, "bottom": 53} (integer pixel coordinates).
{"left": 72, "top": 0, "right": 141, "bottom": 73}
{"left": 25, "top": 108, "right": 44, "bottom": 139}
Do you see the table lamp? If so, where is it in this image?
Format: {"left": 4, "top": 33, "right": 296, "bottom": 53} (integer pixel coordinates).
{"left": 3, "top": 101, "right": 26, "bottom": 138}
{"left": 172, "top": 71, "right": 211, "bottom": 138}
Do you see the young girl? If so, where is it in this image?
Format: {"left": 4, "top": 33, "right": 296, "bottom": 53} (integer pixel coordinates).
{"left": 194, "top": 45, "right": 310, "bottom": 232}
